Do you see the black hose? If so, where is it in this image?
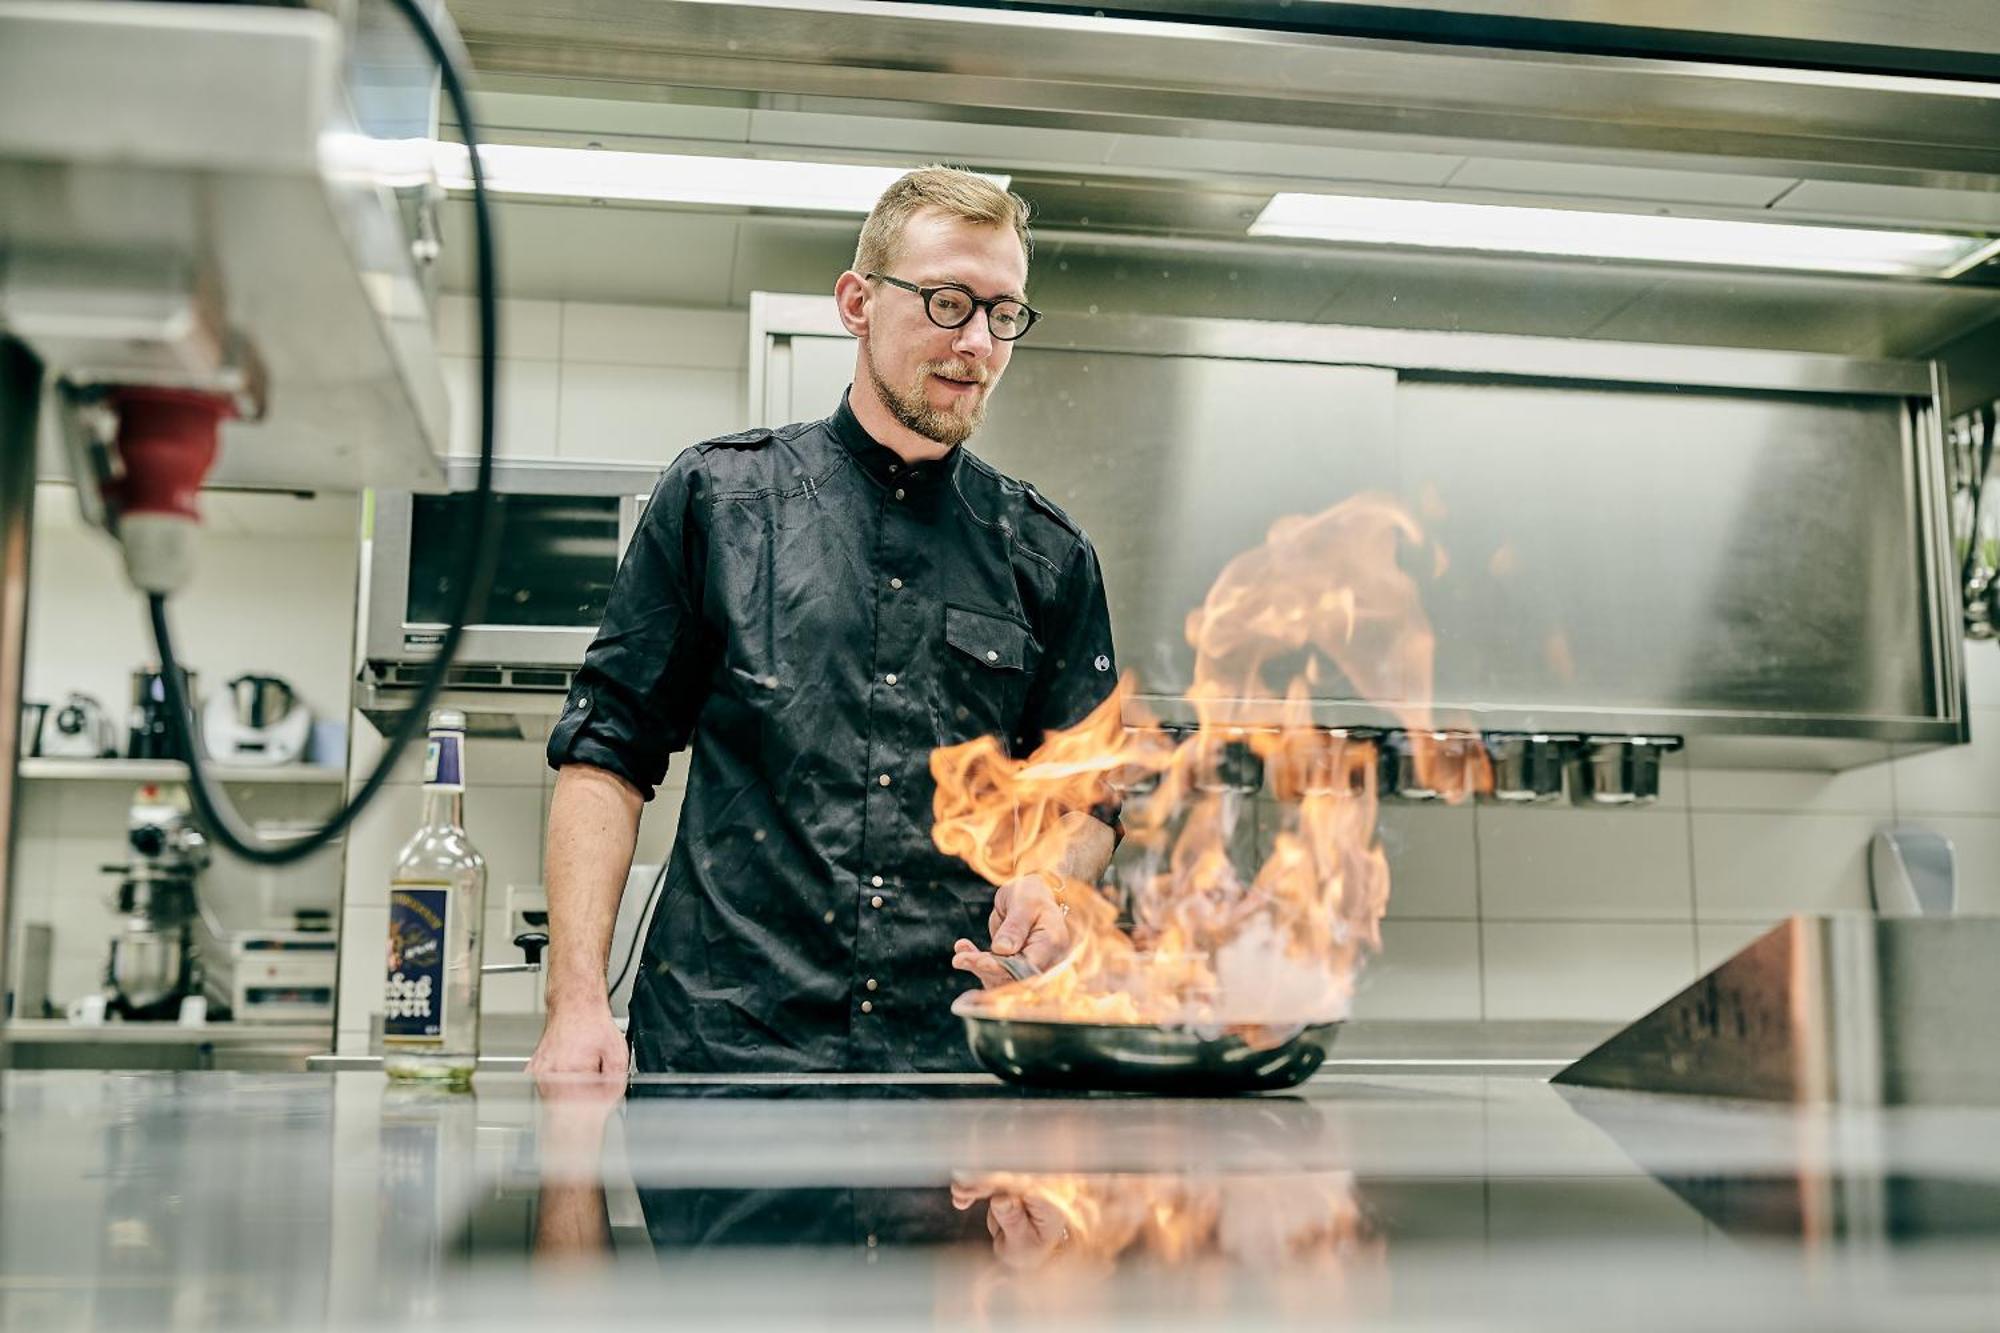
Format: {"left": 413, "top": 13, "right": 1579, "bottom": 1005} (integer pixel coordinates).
{"left": 606, "top": 860, "right": 669, "bottom": 996}
{"left": 146, "top": 0, "right": 499, "bottom": 865}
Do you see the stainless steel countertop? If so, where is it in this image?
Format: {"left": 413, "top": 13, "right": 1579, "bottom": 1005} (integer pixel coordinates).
{"left": 5, "top": 1067, "right": 1999, "bottom": 1331}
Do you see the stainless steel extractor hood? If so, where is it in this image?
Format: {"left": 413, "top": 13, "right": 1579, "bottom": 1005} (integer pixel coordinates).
{"left": 426, "top": 0, "right": 2000, "bottom": 375}
{"left": 447, "top": 0, "right": 2000, "bottom": 188}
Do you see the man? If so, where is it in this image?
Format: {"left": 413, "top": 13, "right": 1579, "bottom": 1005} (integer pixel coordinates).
{"left": 529, "top": 167, "right": 1121, "bottom": 1076}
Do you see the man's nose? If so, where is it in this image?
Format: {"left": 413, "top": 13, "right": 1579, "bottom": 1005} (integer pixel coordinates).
{"left": 952, "top": 309, "right": 995, "bottom": 360}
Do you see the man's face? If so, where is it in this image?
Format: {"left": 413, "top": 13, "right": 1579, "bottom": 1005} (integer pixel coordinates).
{"left": 863, "top": 209, "right": 1029, "bottom": 448}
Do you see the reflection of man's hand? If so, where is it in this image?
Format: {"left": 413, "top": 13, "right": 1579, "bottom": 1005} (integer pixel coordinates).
{"left": 534, "top": 1067, "right": 627, "bottom": 1125}
{"left": 533, "top": 1067, "right": 629, "bottom": 1108}
{"left": 533, "top": 1070, "right": 624, "bottom": 1180}
{"left": 951, "top": 1177, "right": 1070, "bottom": 1271}
{"left": 532, "top": 1072, "right": 623, "bottom": 1267}
{"left": 951, "top": 873, "right": 1073, "bottom": 989}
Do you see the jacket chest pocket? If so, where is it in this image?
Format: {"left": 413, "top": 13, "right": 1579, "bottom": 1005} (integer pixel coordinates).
{"left": 936, "top": 604, "right": 1038, "bottom": 750}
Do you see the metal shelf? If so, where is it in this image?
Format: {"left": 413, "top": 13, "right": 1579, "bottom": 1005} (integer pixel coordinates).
{"left": 6, "top": 1018, "right": 333, "bottom": 1046}
{"left": 18, "top": 758, "right": 346, "bottom": 786}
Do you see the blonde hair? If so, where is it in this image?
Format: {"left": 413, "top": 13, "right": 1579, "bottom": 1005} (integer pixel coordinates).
{"left": 853, "top": 166, "right": 1033, "bottom": 280}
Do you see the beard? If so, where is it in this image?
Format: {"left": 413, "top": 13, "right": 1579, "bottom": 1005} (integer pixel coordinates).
{"left": 866, "top": 345, "right": 991, "bottom": 448}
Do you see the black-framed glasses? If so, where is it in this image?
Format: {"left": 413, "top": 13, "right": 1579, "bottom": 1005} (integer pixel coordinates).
{"left": 866, "top": 274, "right": 1041, "bottom": 341}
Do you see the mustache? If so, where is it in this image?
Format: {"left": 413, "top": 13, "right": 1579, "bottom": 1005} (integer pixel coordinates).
{"left": 923, "top": 360, "right": 991, "bottom": 385}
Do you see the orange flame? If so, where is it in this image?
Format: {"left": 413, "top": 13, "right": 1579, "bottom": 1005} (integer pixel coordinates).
{"left": 932, "top": 494, "right": 1486, "bottom": 1027}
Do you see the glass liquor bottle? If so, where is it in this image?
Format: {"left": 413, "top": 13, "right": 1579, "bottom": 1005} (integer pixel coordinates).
{"left": 383, "top": 709, "right": 484, "bottom": 1085}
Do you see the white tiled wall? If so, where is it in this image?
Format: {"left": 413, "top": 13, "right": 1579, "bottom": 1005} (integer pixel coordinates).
{"left": 1481, "top": 922, "right": 1698, "bottom": 1022}
{"left": 1475, "top": 806, "right": 1694, "bottom": 921}
{"left": 1689, "top": 813, "right": 1877, "bottom": 920}
{"left": 1356, "top": 921, "right": 1483, "bottom": 1020}
{"left": 1377, "top": 807, "right": 1477, "bottom": 919}
{"left": 434, "top": 297, "right": 750, "bottom": 463}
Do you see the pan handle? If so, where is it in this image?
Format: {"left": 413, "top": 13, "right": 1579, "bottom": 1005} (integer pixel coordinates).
{"left": 997, "top": 953, "right": 1040, "bottom": 982}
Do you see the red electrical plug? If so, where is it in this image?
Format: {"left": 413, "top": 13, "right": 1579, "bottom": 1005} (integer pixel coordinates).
{"left": 102, "top": 386, "right": 235, "bottom": 595}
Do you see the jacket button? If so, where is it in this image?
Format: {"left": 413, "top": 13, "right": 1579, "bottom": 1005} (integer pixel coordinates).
{"left": 877, "top": 773, "right": 891, "bottom": 787}
{"left": 986, "top": 650, "right": 999, "bottom": 662}
{"left": 889, "top": 577, "right": 903, "bottom": 590}
{"left": 870, "top": 895, "right": 884, "bottom": 909}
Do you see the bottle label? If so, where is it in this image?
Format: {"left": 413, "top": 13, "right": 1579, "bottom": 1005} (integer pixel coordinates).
{"left": 424, "top": 733, "right": 464, "bottom": 791}
{"left": 384, "top": 882, "right": 450, "bottom": 1045}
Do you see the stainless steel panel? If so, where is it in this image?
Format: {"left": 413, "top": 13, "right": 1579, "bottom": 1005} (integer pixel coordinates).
{"left": 1554, "top": 915, "right": 2000, "bottom": 1104}
{"left": 1395, "top": 379, "right": 1930, "bottom": 721}
{"left": 771, "top": 301, "right": 1957, "bottom": 750}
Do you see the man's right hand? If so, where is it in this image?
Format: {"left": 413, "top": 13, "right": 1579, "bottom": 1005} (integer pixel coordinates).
{"left": 526, "top": 1002, "right": 630, "bottom": 1079}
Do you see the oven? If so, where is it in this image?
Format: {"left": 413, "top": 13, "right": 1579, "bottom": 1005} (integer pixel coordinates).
{"left": 361, "top": 459, "right": 659, "bottom": 706}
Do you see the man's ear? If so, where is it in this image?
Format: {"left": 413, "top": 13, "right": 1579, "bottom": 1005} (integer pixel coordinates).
{"left": 834, "top": 270, "right": 870, "bottom": 338}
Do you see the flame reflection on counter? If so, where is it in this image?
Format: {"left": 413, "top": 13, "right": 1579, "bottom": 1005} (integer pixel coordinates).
{"left": 945, "top": 1170, "right": 1385, "bottom": 1325}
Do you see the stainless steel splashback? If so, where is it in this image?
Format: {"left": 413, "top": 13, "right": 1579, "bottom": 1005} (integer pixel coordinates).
{"left": 754, "top": 293, "right": 1961, "bottom": 767}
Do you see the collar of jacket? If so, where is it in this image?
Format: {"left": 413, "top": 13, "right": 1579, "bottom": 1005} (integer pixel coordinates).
{"left": 830, "top": 387, "right": 963, "bottom": 492}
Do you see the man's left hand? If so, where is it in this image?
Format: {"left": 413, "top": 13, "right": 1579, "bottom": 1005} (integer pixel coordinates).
{"left": 951, "top": 872, "right": 1072, "bottom": 987}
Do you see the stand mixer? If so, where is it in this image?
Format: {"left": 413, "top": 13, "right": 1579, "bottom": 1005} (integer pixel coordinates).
{"left": 100, "top": 785, "right": 210, "bottom": 1021}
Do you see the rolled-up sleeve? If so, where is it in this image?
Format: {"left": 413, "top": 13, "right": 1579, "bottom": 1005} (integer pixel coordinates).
{"left": 547, "top": 454, "right": 709, "bottom": 801}
{"left": 1022, "top": 536, "right": 1122, "bottom": 829}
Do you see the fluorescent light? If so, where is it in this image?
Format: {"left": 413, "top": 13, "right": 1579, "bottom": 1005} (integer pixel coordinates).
{"left": 1250, "top": 192, "right": 1999, "bottom": 278}
{"left": 426, "top": 142, "right": 1008, "bottom": 213}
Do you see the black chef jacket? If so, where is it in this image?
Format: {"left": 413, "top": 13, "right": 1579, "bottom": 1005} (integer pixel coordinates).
{"left": 547, "top": 390, "right": 1119, "bottom": 1073}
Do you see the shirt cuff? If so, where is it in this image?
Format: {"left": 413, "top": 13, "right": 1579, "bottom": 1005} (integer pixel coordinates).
{"left": 546, "top": 681, "right": 667, "bottom": 801}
